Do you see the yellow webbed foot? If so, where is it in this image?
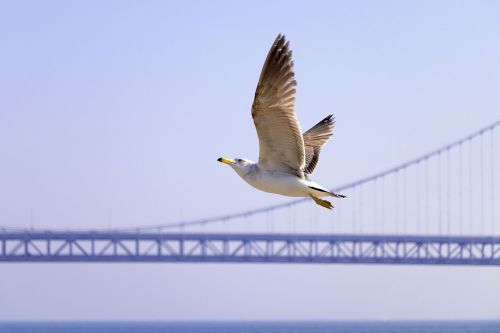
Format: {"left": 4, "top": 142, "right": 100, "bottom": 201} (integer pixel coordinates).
{"left": 309, "top": 194, "right": 334, "bottom": 210}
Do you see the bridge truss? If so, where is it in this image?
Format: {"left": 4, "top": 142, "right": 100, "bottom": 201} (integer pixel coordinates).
{"left": 1, "top": 231, "right": 499, "bottom": 265}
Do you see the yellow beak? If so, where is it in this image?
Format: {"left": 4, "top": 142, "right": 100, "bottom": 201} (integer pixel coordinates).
{"left": 217, "top": 157, "right": 233, "bottom": 165}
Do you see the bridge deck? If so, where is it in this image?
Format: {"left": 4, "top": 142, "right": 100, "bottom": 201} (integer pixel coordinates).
{"left": 1, "top": 232, "right": 499, "bottom": 265}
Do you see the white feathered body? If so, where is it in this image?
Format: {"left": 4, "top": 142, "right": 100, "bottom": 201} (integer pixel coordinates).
{"left": 231, "top": 163, "right": 332, "bottom": 198}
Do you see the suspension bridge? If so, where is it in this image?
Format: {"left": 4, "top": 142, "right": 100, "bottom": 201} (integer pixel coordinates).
{"left": 1, "top": 120, "right": 499, "bottom": 265}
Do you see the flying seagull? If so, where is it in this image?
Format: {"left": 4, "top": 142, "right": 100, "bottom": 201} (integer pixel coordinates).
{"left": 217, "top": 34, "right": 345, "bottom": 209}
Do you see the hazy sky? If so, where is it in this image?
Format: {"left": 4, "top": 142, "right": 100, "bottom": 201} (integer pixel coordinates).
{"left": 1, "top": 0, "right": 500, "bottom": 321}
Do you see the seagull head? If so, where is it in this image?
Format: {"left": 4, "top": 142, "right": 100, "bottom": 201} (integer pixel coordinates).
{"left": 217, "top": 157, "right": 254, "bottom": 174}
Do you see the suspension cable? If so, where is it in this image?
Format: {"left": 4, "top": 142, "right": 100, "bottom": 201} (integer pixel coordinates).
{"left": 3, "top": 119, "right": 499, "bottom": 233}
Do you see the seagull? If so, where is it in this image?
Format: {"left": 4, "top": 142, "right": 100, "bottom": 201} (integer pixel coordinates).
{"left": 217, "top": 34, "right": 345, "bottom": 209}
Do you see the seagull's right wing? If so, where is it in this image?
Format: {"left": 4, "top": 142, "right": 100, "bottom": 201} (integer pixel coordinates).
{"left": 251, "top": 34, "right": 305, "bottom": 177}
{"left": 303, "top": 115, "right": 335, "bottom": 175}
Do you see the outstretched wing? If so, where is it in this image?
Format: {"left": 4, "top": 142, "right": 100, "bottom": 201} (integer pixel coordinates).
{"left": 303, "top": 115, "right": 335, "bottom": 175}
{"left": 251, "top": 34, "right": 305, "bottom": 177}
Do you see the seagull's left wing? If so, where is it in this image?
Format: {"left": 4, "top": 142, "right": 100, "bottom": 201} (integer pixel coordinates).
{"left": 251, "top": 34, "right": 305, "bottom": 177}
{"left": 303, "top": 115, "right": 335, "bottom": 175}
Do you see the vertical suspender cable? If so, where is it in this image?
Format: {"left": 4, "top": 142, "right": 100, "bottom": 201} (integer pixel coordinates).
{"left": 403, "top": 168, "right": 407, "bottom": 235}
{"left": 424, "top": 159, "right": 429, "bottom": 235}
{"left": 331, "top": 197, "right": 336, "bottom": 234}
{"left": 381, "top": 177, "right": 385, "bottom": 234}
{"left": 459, "top": 142, "right": 463, "bottom": 235}
{"left": 469, "top": 138, "right": 473, "bottom": 235}
{"left": 492, "top": 129, "right": 496, "bottom": 236}
{"left": 480, "top": 133, "right": 484, "bottom": 235}
{"left": 447, "top": 149, "right": 451, "bottom": 235}
{"left": 416, "top": 163, "right": 420, "bottom": 234}
{"left": 352, "top": 186, "right": 356, "bottom": 234}
{"left": 395, "top": 170, "right": 399, "bottom": 234}
{"left": 337, "top": 196, "right": 342, "bottom": 234}
{"left": 374, "top": 178, "right": 378, "bottom": 234}
{"left": 438, "top": 152, "right": 442, "bottom": 235}
{"left": 359, "top": 185, "right": 363, "bottom": 234}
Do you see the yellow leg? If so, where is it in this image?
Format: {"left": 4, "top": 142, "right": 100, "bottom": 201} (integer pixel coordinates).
{"left": 309, "top": 194, "right": 334, "bottom": 210}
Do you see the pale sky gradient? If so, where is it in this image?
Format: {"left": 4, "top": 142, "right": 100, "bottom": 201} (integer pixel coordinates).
{"left": 1, "top": 0, "right": 500, "bottom": 320}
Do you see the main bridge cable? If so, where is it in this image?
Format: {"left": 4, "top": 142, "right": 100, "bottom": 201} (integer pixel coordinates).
{"left": 2, "top": 119, "right": 500, "bottom": 233}
{"left": 124, "top": 118, "right": 500, "bottom": 232}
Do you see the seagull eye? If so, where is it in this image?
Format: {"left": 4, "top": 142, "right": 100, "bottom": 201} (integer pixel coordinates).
{"left": 236, "top": 159, "right": 243, "bottom": 163}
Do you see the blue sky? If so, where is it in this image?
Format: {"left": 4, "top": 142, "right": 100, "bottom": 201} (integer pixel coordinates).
{"left": 1, "top": 0, "right": 500, "bottom": 320}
